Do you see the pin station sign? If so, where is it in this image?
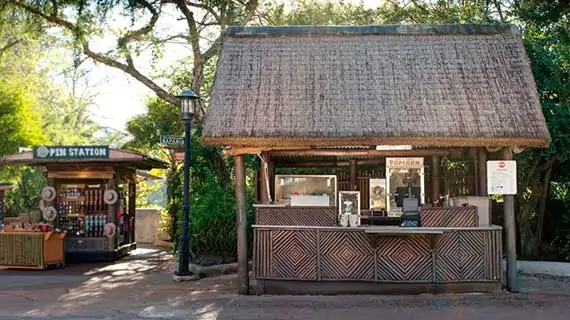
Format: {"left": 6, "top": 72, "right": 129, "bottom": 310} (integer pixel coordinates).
{"left": 33, "top": 146, "right": 110, "bottom": 160}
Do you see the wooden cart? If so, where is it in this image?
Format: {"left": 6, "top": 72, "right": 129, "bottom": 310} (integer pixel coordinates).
{"left": 0, "top": 231, "right": 66, "bottom": 270}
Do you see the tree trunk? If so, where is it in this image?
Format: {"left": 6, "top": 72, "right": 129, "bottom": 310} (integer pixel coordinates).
{"left": 536, "top": 163, "right": 554, "bottom": 245}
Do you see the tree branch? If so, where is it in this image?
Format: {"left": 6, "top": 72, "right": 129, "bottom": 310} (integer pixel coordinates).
{"left": 174, "top": 0, "right": 201, "bottom": 94}
{"left": 186, "top": 0, "right": 222, "bottom": 24}
{"left": 0, "top": 38, "right": 21, "bottom": 56}
{"left": 14, "top": 1, "right": 178, "bottom": 106}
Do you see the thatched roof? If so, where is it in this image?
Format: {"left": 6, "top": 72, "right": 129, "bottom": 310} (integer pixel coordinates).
{"left": 203, "top": 24, "right": 551, "bottom": 148}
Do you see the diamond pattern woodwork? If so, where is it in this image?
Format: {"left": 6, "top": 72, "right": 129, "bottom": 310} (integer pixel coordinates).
{"left": 256, "top": 207, "right": 337, "bottom": 226}
{"left": 254, "top": 229, "right": 272, "bottom": 278}
{"left": 421, "top": 207, "right": 478, "bottom": 227}
{"left": 272, "top": 230, "right": 318, "bottom": 279}
{"left": 253, "top": 227, "right": 502, "bottom": 284}
{"left": 434, "top": 231, "right": 486, "bottom": 281}
{"left": 320, "top": 231, "right": 374, "bottom": 280}
{"left": 376, "top": 235, "right": 432, "bottom": 281}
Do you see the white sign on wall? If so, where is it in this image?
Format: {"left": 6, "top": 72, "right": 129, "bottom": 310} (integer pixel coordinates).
{"left": 386, "top": 157, "right": 424, "bottom": 168}
{"left": 487, "top": 160, "right": 517, "bottom": 195}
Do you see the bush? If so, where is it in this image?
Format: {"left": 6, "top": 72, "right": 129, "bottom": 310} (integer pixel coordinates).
{"left": 173, "top": 164, "right": 254, "bottom": 263}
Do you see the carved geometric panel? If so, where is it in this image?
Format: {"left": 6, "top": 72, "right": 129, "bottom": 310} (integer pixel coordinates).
{"left": 254, "top": 229, "right": 272, "bottom": 278}
{"left": 271, "top": 230, "right": 318, "bottom": 280}
{"left": 319, "top": 231, "right": 374, "bottom": 280}
{"left": 376, "top": 235, "right": 432, "bottom": 281}
{"left": 435, "top": 231, "right": 485, "bottom": 281}
{"left": 421, "top": 207, "right": 478, "bottom": 227}
{"left": 256, "top": 207, "right": 337, "bottom": 226}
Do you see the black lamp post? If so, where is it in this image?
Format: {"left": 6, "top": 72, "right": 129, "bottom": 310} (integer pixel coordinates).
{"left": 175, "top": 89, "right": 199, "bottom": 277}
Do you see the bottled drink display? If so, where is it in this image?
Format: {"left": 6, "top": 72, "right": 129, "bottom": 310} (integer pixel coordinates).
{"left": 58, "top": 184, "right": 108, "bottom": 237}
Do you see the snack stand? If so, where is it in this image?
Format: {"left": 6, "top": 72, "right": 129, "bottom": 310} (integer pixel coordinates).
{"left": 201, "top": 25, "right": 552, "bottom": 294}
{"left": 0, "top": 146, "right": 167, "bottom": 262}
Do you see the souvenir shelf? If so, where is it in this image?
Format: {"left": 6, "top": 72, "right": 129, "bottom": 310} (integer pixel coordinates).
{"left": 57, "top": 183, "right": 108, "bottom": 238}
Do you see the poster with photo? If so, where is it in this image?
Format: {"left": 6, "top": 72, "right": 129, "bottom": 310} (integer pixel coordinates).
{"left": 369, "top": 178, "right": 386, "bottom": 210}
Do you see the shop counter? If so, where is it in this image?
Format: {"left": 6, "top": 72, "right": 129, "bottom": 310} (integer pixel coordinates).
{"left": 252, "top": 225, "right": 502, "bottom": 294}
{"left": 0, "top": 231, "right": 66, "bottom": 270}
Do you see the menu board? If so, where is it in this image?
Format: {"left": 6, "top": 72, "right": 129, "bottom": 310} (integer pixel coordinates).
{"left": 487, "top": 160, "right": 517, "bottom": 195}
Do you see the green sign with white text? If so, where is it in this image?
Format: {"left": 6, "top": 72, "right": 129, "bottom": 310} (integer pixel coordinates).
{"left": 33, "top": 146, "right": 110, "bottom": 160}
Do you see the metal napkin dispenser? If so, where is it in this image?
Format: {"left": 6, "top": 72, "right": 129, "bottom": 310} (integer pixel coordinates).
{"left": 400, "top": 197, "right": 421, "bottom": 227}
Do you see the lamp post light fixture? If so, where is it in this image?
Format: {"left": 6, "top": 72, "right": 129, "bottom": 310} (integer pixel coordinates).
{"left": 175, "top": 89, "right": 199, "bottom": 279}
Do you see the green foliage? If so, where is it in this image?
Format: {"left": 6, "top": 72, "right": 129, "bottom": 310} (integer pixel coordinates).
{"left": 260, "top": 0, "right": 384, "bottom": 25}
{"left": 0, "top": 82, "right": 45, "bottom": 156}
{"left": 0, "top": 166, "right": 46, "bottom": 217}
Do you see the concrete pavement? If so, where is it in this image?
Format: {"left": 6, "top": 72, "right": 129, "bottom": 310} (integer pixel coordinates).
{"left": 2, "top": 247, "right": 570, "bottom": 319}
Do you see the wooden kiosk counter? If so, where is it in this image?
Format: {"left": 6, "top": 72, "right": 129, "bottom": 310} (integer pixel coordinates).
{"left": 0, "top": 146, "right": 167, "bottom": 262}
{"left": 251, "top": 172, "right": 503, "bottom": 294}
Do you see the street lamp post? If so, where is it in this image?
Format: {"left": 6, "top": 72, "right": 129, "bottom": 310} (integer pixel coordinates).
{"left": 175, "top": 89, "right": 199, "bottom": 278}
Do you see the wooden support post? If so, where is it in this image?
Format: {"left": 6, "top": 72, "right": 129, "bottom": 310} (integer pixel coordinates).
{"left": 472, "top": 148, "right": 480, "bottom": 196}
{"left": 107, "top": 177, "right": 118, "bottom": 251}
{"left": 129, "top": 181, "right": 136, "bottom": 244}
{"left": 431, "top": 156, "right": 441, "bottom": 205}
{"left": 502, "top": 147, "right": 518, "bottom": 292}
{"left": 478, "top": 147, "right": 488, "bottom": 196}
{"left": 268, "top": 160, "right": 276, "bottom": 201}
{"left": 259, "top": 152, "right": 271, "bottom": 203}
{"left": 349, "top": 160, "right": 358, "bottom": 191}
{"left": 234, "top": 155, "right": 249, "bottom": 295}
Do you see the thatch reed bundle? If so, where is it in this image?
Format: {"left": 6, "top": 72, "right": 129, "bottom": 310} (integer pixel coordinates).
{"left": 203, "top": 24, "right": 550, "bottom": 148}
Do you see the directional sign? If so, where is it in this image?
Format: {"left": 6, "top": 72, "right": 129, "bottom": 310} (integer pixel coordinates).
{"left": 159, "top": 135, "right": 184, "bottom": 146}
{"left": 173, "top": 152, "right": 185, "bottom": 161}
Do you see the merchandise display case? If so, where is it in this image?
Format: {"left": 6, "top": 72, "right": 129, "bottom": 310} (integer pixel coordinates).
{"left": 339, "top": 191, "right": 361, "bottom": 227}
{"left": 57, "top": 182, "right": 108, "bottom": 237}
{"left": 275, "top": 175, "right": 337, "bottom": 207}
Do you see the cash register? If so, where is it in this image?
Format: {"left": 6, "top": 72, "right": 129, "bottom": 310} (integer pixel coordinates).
{"left": 396, "top": 180, "right": 422, "bottom": 227}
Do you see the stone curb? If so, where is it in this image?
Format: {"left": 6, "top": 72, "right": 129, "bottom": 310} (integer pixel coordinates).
{"left": 170, "top": 259, "right": 252, "bottom": 280}
{"left": 192, "top": 261, "right": 253, "bottom": 278}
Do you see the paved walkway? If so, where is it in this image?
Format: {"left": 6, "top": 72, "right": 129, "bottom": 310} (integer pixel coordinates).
{"left": 1, "top": 247, "right": 570, "bottom": 319}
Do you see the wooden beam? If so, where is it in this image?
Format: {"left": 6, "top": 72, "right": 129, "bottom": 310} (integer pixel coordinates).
{"left": 47, "top": 171, "right": 114, "bottom": 180}
{"left": 502, "top": 147, "right": 518, "bottom": 293}
{"left": 224, "top": 146, "right": 310, "bottom": 156}
{"left": 472, "top": 148, "right": 480, "bottom": 196}
{"left": 270, "top": 148, "right": 452, "bottom": 158}
{"left": 350, "top": 160, "right": 358, "bottom": 191}
{"left": 478, "top": 147, "right": 488, "bottom": 196}
{"left": 431, "top": 156, "right": 441, "bottom": 205}
{"left": 129, "top": 182, "right": 136, "bottom": 244}
{"left": 259, "top": 152, "right": 271, "bottom": 203}
{"left": 234, "top": 155, "right": 249, "bottom": 295}
{"left": 276, "top": 159, "right": 395, "bottom": 168}
{"left": 268, "top": 160, "right": 276, "bottom": 201}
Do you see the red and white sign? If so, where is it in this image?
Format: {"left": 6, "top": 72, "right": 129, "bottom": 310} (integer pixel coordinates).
{"left": 173, "top": 152, "right": 185, "bottom": 161}
{"left": 487, "top": 160, "right": 517, "bottom": 195}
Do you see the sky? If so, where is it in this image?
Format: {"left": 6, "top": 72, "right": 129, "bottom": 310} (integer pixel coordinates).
{"left": 84, "top": 0, "right": 381, "bottom": 132}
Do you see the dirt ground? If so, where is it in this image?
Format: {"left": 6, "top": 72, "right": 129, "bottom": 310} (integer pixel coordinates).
{"left": 1, "top": 246, "right": 570, "bottom": 319}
